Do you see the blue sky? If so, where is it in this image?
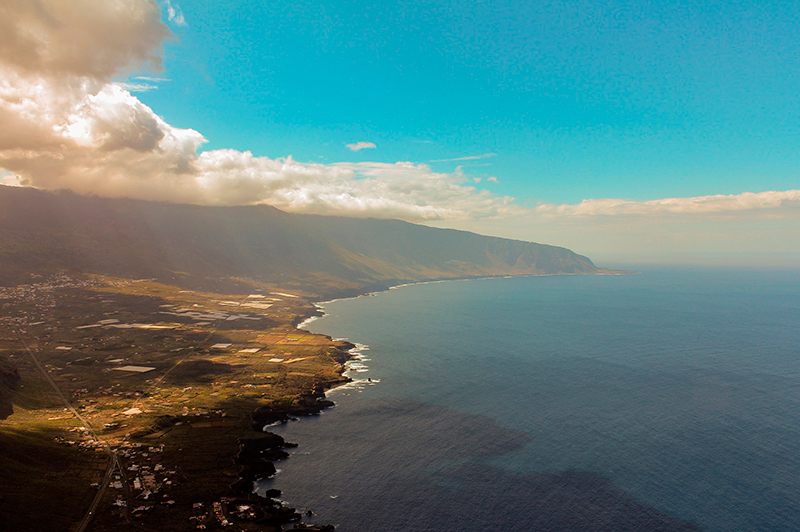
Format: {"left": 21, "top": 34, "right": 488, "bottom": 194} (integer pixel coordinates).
{"left": 137, "top": 0, "right": 800, "bottom": 204}
{"left": 0, "top": 0, "right": 798, "bottom": 265}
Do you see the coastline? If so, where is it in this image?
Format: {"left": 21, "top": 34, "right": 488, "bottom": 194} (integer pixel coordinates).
{"left": 0, "top": 270, "right": 623, "bottom": 531}
{"left": 266, "top": 268, "right": 736, "bottom": 532}
{"left": 0, "top": 276, "right": 359, "bottom": 532}
{"left": 278, "top": 270, "right": 632, "bottom": 523}
{"left": 297, "top": 270, "right": 631, "bottom": 331}
{"left": 270, "top": 268, "right": 800, "bottom": 532}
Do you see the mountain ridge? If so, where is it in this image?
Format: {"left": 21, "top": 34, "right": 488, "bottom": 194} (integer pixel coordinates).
{"left": 0, "top": 186, "right": 601, "bottom": 295}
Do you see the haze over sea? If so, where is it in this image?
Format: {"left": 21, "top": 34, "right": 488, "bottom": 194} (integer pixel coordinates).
{"left": 265, "top": 268, "right": 800, "bottom": 531}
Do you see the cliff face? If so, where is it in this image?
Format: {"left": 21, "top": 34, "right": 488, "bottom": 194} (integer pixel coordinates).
{"left": 0, "top": 358, "right": 20, "bottom": 420}
{"left": 0, "top": 186, "right": 599, "bottom": 292}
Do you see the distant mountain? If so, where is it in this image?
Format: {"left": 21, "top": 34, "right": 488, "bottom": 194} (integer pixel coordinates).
{"left": 0, "top": 186, "right": 601, "bottom": 294}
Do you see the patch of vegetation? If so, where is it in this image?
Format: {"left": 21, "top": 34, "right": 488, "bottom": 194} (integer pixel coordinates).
{"left": 165, "top": 359, "right": 240, "bottom": 383}
{"left": 0, "top": 428, "right": 105, "bottom": 531}
{"left": 0, "top": 275, "right": 354, "bottom": 531}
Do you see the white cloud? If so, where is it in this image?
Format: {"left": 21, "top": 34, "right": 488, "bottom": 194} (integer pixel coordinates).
{"left": 487, "top": 176, "right": 499, "bottom": 183}
{"left": 0, "top": 28, "right": 517, "bottom": 222}
{"left": 117, "top": 82, "right": 158, "bottom": 92}
{"left": 165, "top": 1, "right": 186, "bottom": 26}
{"left": 134, "top": 76, "right": 170, "bottom": 82}
{"left": 321, "top": 161, "right": 520, "bottom": 219}
{"left": 346, "top": 141, "right": 377, "bottom": 151}
{"left": 431, "top": 153, "right": 497, "bottom": 162}
{"left": 536, "top": 190, "right": 800, "bottom": 217}
{"left": 0, "top": 0, "right": 169, "bottom": 80}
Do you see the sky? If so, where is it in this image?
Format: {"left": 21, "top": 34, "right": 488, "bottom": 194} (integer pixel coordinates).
{"left": 0, "top": 0, "right": 798, "bottom": 266}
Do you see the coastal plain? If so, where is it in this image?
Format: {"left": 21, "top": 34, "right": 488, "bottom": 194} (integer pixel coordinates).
{"left": 0, "top": 274, "right": 349, "bottom": 531}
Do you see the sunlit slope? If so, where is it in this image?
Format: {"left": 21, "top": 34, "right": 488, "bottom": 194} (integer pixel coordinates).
{"left": 0, "top": 186, "right": 598, "bottom": 289}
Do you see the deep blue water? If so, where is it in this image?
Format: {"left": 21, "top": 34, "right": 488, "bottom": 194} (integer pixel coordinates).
{"left": 264, "top": 268, "right": 800, "bottom": 531}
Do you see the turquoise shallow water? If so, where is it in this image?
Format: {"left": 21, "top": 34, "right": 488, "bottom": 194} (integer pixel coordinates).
{"left": 265, "top": 268, "right": 800, "bottom": 531}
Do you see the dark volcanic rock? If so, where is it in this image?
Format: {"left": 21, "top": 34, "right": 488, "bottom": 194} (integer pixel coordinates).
{"left": 292, "top": 524, "right": 335, "bottom": 531}
{"left": 233, "top": 434, "right": 295, "bottom": 486}
{"left": 0, "top": 358, "right": 20, "bottom": 420}
{"left": 229, "top": 434, "right": 306, "bottom": 528}
{"left": 251, "top": 394, "right": 335, "bottom": 430}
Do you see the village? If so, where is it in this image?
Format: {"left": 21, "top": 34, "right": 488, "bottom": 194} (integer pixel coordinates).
{"left": 0, "top": 274, "right": 348, "bottom": 531}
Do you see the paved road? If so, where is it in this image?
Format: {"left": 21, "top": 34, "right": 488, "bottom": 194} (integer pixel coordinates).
{"left": 15, "top": 295, "right": 251, "bottom": 531}
{"left": 14, "top": 329, "right": 119, "bottom": 532}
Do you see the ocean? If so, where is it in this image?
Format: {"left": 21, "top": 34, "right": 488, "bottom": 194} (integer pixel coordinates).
{"left": 263, "top": 268, "right": 800, "bottom": 531}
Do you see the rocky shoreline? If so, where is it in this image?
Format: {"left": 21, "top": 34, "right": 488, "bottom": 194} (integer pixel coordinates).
{"left": 214, "top": 338, "right": 355, "bottom": 531}
{"left": 223, "top": 391, "right": 341, "bottom": 531}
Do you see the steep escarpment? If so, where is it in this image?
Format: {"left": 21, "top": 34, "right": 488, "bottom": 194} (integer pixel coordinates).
{"left": 0, "top": 186, "right": 600, "bottom": 293}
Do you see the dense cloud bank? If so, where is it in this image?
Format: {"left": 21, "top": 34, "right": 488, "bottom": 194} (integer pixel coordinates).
{"left": 0, "top": 0, "right": 797, "bottom": 224}
{"left": 0, "top": 0, "right": 518, "bottom": 221}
